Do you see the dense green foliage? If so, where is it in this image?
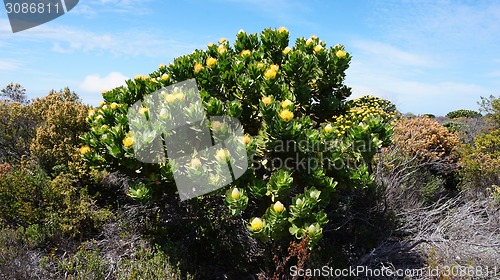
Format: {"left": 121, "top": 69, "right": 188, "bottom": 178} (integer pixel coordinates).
{"left": 445, "top": 109, "right": 481, "bottom": 119}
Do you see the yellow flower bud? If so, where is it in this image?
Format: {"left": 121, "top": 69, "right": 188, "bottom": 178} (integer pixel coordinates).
{"left": 336, "top": 50, "right": 346, "bottom": 58}
{"left": 279, "top": 109, "right": 294, "bottom": 121}
{"left": 281, "top": 99, "right": 293, "bottom": 108}
{"left": 262, "top": 96, "right": 272, "bottom": 105}
{"left": 161, "top": 74, "right": 169, "bottom": 81}
{"left": 207, "top": 42, "right": 214, "bottom": 47}
{"left": 310, "top": 35, "right": 318, "bottom": 40}
{"left": 88, "top": 109, "right": 95, "bottom": 117}
{"left": 306, "top": 38, "right": 313, "bottom": 46}
{"left": 241, "top": 49, "right": 251, "bottom": 57}
{"left": 110, "top": 102, "right": 118, "bottom": 110}
{"left": 164, "top": 94, "right": 175, "bottom": 103}
{"left": 324, "top": 124, "right": 333, "bottom": 133}
{"left": 231, "top": 188, "right": 241, "bottom": 199}
{"left": 283, "top": 47, "right": 291, "bottom": 54}
{"left": 194, "top": 62, "right": 203, "bottom": 73}
{"left": 190, "top": 158, "right": 201, "bottom": 169}
{"left": 211, "top": 120, "right": 223, "bottom": 130}
{"left": 138, "top": 107, "right": 148, "bottom": 115}
{"left": 217, "top": 45, "right": 227, "bottom": 54}
{"left": 219, "top": 37, "right": 227, "bottom": 44}
{"left": 270, "top": 64, "right": 279, "bottom": 72}
{"left": 206, "top": 57, "right": 217, "bottom": 67}
{"left": 250, "top": 217, "right": 263, "bottom": 231}
{"left": 314, "top": 45, "right": 323, "bottom": 53}
{"left": 215, "top": 148, "right": 229, "bottom": 162}
{"left": 257, "top": 62, "right": 265, "bottom": 69}
{"left": 273, "top": 201, "right": 285, "bottom": 212}
{"left": 278, "top": 26, "right": 288, "bottom": 34}
{"left": 158, "top": 64, "right": 166, "bottom": 69}
{"left": 80, "top": 145, "right": 91, "bottom": 155}
{"left": 242, "top": 134, "right": 251, "bottom": 145}
{"left": 122, "top": 136, "right": 134, "bottom": 147}
{"left": 99, "top": 101, "right": 106, "bottom": 107}
{"left": 264, "top": 69, "right": 277, "bottom": 79}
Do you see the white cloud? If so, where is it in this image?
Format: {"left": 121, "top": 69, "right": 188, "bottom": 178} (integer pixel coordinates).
{"left": 79, "top": 72, "right": 128, "bottom": 93}
{"left": 351, "top": 39, "right": 440, "bottom": 68}
{"left": 0, "top": 60, "right": 21, "bottom": 70}
{"left": 0, "top": 19, "right": 200, "bottom": 58}
{"left": 71, "top": 0, "right": 152, "bottom": 16}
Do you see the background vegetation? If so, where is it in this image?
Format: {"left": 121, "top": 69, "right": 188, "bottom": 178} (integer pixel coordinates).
{"left": 0, "top": 28, "right": 498, "bottom": 280}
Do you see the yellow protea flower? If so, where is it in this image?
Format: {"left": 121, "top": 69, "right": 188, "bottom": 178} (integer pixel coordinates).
{"left": 281, "top": 99, "right": 293, "bottom": 108}
{"left": 190, "top": 158, "right": 201, "bottom": 169}
{"left": 324, "top": 124, "right": 333, "bottom": 133}
{"left": 158, "top": 63, "right": 166, "bottom": 70}
{"left": 310, "top": 35, "right": 318, "bottom": 40}
{"left": 270, "top": 64, "right": 279, "bottom": 72}
{"left": 138, "top": 107, "right": 148, "bottom": 115}
{"left": 231, "top": 188, "right": 241, "bottom": 199}
{"left": 241, "top": 49, "right": 251, "bottom": 57}
{"left": 264, "top": 69, "right": 277, "bottom": 79}
{"left": 217, "top": 45, "right": 227, "bottom": 54}
{"left": 194, "top": 62, "right": 203, "bottom": 73}
{"left": 314, "top": 45, "right": 323, "bottom": 53}
{"left": 88, "top": 109, "right": 95, "bottom": 117}
{"left": 262, "top": 96, "right": 272, "bottom": 105}
{"left": 134, "top": 75, "right": 147, "bottom": 81}
{"left": 257, "top": 62, "right": 265, "bottom": 69}
{"left": 207, "top": 42, "right": 214, "bottom": 47}
{"left": 306, "top": 38, "right": 314, "bottom": 46}
{"left": 215, "top": 148, "right": 229, "bottom": 161}
{"left": 110, "top": 102, "right": 118, "bottom": 110}
{"left": 242, "top": 134, "right": 251, "bottom": 145}
{"left": 283, "top": 46, "right": 291, "bottom": 54}
{"left": 165, "top": 94, "right": 176, "bottom": 103}
{"left": 174, "top": 92, "right": 184, "bottom": 100}
{"left": 273, "top": 201, "right": 285, "bottom": 212}
{"left": 101, "top": 90, "right": 108, "bottom": 95}
{"left": 99, "top": 101, "right": 106, "bottom": 107}
{"left": 219, "top": 37, "right": 227, "bottom": 44}
{"left": 206, "top": 57, "right": 217, "bottom": 67}
{"left": 122, "top": 136, "right": 134, "bottom": 147}
{"left": 102, "top": 105, "right": 108, "bottom": 110}
{"left": 211, "top": 120, "right": 223, "bottom": 130}
{"left": 80, "top": 145, "right": 91, "bottom": 155}
{"left": 250, "top": 217, "right": 263, "bottom": 231}
{"left": 336, "top": 50, "right": 346, "bottom": 58}
{"left": 279, "top": 109, "right": 294, "bottom": 121}
{"left": 278, "top": 26, "right": 288, "bottom": 33}
{"left": 161, "top": 74, "right": 169, "bottom": 81}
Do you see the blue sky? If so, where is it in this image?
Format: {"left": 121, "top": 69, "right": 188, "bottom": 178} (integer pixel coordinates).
{"left": 1, "top": 0, "right": 499, "bottom": 115}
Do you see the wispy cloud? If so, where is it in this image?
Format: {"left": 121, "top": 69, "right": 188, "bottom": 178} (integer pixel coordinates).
{"left": 0, "top": 60, "right": 21, "bottom": 71}
{"left": 0, "top": 19, "right": 200, "bottom": 58}
{"left": 71, "top": 0, "right": 152, "bottom": 17}
{"left": 351, "top": 39, "right": 440, "bottom": 68}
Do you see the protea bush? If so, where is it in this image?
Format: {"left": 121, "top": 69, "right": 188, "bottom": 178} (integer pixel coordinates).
{"left": 81, "top": 27, "right": 395, "bottom": 249}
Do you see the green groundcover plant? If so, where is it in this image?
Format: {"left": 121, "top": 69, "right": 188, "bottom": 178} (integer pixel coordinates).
{"left": 82, "top": 27, "right": 395, "bottom": 248}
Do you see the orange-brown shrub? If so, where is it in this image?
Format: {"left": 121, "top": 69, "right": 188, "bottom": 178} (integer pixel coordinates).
{"left": 392, "top": 116, "right": 460, "bottom": 165}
